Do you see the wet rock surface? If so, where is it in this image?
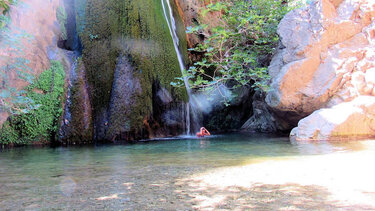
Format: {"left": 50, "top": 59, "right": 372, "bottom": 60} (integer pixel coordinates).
{"left": 203, "top": 87, "right": 254, "bottom": 133}
{"left": 58, "top": 54, "right": 93, "bottom": 144}
{"left": 81, "top": 0, "right": 189, "bottom": 142}
{"left": 242, "top": 91, "right": 290, "bottom": 133}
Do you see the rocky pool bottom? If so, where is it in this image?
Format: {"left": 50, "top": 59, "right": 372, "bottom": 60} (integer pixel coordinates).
{"left": 1, "top": 133, "right": 375, "bottom": 210}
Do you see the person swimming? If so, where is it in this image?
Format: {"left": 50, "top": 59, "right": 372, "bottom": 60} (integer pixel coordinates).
{"left": 196, "top": 127, "right": 211, "bottom": 137}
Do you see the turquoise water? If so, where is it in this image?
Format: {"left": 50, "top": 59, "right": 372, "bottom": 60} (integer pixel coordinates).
{"left": 0, "top": 133, "right": 363, "bottom": 210}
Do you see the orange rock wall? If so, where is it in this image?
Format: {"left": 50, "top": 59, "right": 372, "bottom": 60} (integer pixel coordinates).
{"left": 0, "top": 0, "right": 63, "bottom": 126}
{"left": 174, "top": 0, "right": 223, "bottom": 60}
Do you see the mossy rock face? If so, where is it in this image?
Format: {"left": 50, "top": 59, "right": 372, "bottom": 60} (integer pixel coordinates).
{"left": 81, "top": 0, "right": 188, "bottom": 141}
{"left": 58, "top": 57, "right": 93, "bottom": 144}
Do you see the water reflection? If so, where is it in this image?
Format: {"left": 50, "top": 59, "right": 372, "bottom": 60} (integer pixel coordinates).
{"left": 199, "top": 140, "right": 210, "bottom": 149}
{"left": 291, "top": 139, "right": 368, "bottom": 155}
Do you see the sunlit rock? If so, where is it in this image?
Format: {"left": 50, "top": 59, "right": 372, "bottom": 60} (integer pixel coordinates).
{"left": 174, "top": 0, "right": 223, "bottom": 61}
{"left": 266, "top": 0, "right": 375, "bottom": 139}
{"left": 290, "top": 96, "right": 375, "bottom": 141}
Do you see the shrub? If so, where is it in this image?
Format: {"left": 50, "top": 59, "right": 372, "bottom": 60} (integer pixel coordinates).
{"left": 0, "top": 61, "right": 65, "bottom": 145}
{"left": 0, "top": 0, "right": 14, "bottom": 15}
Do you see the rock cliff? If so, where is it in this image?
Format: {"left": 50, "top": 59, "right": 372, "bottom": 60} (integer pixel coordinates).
{"left": 267, "top": 0, "right": 375, "bottom": 140}
{"left": 80, "top": 0, "right": 189, "bottom": 141}
{"left": 0, "top": 0, "right": 64, "bottom": 127}
{"left": 174, "top": 0, "right": 222, "bottom": 61}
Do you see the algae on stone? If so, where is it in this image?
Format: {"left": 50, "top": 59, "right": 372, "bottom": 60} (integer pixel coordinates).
{"left": 58, "top": 58, "right": 93, "bottom": 144}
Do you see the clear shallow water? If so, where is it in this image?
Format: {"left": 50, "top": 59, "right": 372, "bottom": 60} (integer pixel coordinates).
{"left": 0, "top": 133, "right": 367, "bottom": 210}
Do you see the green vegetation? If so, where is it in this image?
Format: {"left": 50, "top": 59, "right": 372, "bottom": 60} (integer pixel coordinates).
{"left": 0, "top": 61, "right": 65, "bottom": 145}
{"left": 175, "top": 0, "right": 293, "bottom": 103}
{"left": 0, "top": 0, "right": 15, "bottom": 29}
{"left": 0, "top": 0, "right": 14, "bottom": 15}
{"left": 75, "top": 0, "right": 87, "bottom": 35}
{"left": 0, "top": 12, "right": 8, "bottom": 28}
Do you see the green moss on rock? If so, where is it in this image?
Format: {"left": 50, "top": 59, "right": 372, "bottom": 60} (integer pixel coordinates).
{"left": 58, "top": 58, "right": 93, "bottom": 144}
{"left": 81, "top": 0, "right": 188, "bottom": 140}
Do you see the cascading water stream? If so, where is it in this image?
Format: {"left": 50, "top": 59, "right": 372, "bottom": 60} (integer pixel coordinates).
{"left": 185, "top": 102, "right": 191, "bottom": 135}
{"left": 64, "top": 56, "right": 78, "bottom": 126}
{"left": 161, "top": 0, "right": 199, "bottom": 135}
{"left": 58, "top": 53, "right": 77, "bottom": 139}
{"left": 161, "top": 0, "right": 189, "bottom": 93}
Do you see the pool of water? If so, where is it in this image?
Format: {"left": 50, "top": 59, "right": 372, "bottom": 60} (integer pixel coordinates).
{"left": 0, "top": 133, "right": 367, "bottom": 210}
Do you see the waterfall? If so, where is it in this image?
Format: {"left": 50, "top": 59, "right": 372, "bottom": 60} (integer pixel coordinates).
{"left": 161, "top": 0, "right": 200, "bottom": 135}
{"left": 161, "top": 0, "right": 189, "bottom": 91}
{"left": 64, "top": 55, "right": 78, "bottom": 125}
{"left": 58, "top": 53, "right": 77, "bottom": 139}
{"left": 186, "top": 102, "right": 190, "bottom": 135}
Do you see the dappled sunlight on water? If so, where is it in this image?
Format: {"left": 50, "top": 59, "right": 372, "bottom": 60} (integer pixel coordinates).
{"left": 0, "top": 133, "right": 374, "bottom": 210}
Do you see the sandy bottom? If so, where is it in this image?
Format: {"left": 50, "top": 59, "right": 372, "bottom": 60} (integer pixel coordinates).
{"left": 175, "top": 141, "right": 375, "bottom": 210}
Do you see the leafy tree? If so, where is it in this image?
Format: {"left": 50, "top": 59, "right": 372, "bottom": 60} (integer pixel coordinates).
{"left": 173, "top": 0, "right": 293, "bottom": 103}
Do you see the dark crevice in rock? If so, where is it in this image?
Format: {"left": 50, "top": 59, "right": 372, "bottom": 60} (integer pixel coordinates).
{"left": 202, "top": 87, "right": 254, "bottom": 133}
{"left": 58, "top": 0, "right": 82, "bottom": 53}
{"left": 242, "top": 91, "right": 296, "bottom": 133}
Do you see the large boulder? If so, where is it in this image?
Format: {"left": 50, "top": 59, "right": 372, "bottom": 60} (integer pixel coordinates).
{"left": 291, "top": 96, "right": 375, "bottom": 141}
{"left": 266, "top": 0, "right": 375, "bottom": 140}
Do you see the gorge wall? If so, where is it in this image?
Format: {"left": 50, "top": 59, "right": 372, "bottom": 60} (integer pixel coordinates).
{"left": 0, "top": 0, "right": 192, "bottom": 145}
{"left": 174, "top": 0, "right": 222, "bottom": 61}
{"left": 5, "top": 0, "right": 374, "bottom": 144}
{"left": 0, "top": 0, "right": 64, "bottom": 126}
{"left": 266, "top": 0, "right": 375, "bottom": 140}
